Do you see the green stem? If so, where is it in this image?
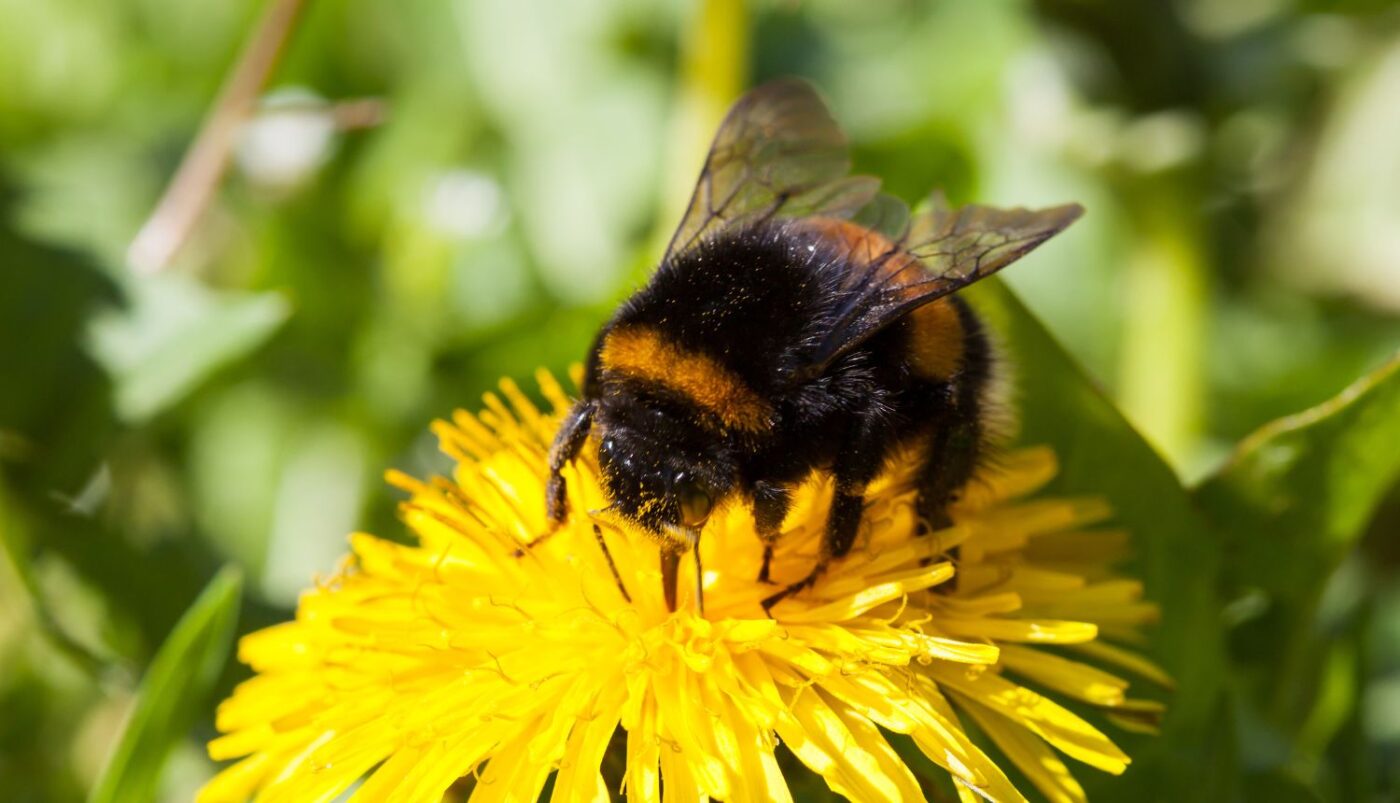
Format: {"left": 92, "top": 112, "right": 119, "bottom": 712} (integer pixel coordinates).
{"left": 657, "top": 0, "right": 750, "bottom": 242}
{"left": 1117, "top": 186, "right": 1208, "bottom": 474}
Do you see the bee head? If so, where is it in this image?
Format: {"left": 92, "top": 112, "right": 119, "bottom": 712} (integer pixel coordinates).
{"left": 594, "top": 407, "right": 735, "bottom": 547}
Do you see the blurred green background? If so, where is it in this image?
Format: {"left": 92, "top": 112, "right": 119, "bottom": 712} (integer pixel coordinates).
{"left": 2, "top": 0, "right": 1400, "bottom": 800}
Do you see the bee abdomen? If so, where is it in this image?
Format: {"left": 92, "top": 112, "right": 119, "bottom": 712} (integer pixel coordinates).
{"left": 906, "top": 299, "right": 968, "bottom": 381}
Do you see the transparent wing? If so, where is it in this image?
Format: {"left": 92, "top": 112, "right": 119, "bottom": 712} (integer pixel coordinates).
{"left": 796, "top": 192, "right": 1083, "bottom": 380}
{"left": 850, "top": 192, "right": 911, "bottom": 241}
{"left": 664, "top": 78, "right": 881, "bottom": 261}
{"left": 903, "top": 192, "right": 1083, "bottom": 288}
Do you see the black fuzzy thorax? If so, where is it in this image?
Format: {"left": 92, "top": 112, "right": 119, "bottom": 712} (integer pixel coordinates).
{"left": 597, "top": 219, "right": 990, "bottom": 491}
{"left": 611, "top": 220, "right": 841, "bottom": 398}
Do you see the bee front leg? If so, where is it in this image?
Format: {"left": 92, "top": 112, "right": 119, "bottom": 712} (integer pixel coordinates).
{"left": 752, "top": 480, "right": 791, "bottom": 584}
{"left": 546, "top": 400, "right": 594, "bottom": 523}
{"left": 542, "top": 326, "right": 608, "bottom": 530}
{"left": 519, "top": 401, "right": 595, "bottom": 557}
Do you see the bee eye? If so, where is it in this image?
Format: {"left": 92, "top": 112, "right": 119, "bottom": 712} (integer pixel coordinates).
{"left": 600, "top": 437, "right": 616, "bottom": 457}
{"left": 674, "top": 472, "right": 713, "bottom": 527}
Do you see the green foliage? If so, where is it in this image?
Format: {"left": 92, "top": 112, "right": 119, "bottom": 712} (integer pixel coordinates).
{"left": 1198, "top": 355, "right": 1400, "bottom": 597}
{"left": 88, "top": 275, "right": 290, "bottom": 423}
{"left": 87, "top": 567, "right": 242, "bottom": 803}
{"left": 1194, "top": 354, "right": 1400, "bottom": 797}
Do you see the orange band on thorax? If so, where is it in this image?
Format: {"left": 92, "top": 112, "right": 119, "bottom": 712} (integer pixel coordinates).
{"left": 600, "top": 326, "right": 773, "bottom": 432}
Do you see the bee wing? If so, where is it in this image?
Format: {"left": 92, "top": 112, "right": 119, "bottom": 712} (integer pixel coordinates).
{"left": 851, "top": 192, "right": 912, "bottom": 241}
{"left": 794, "top": 192, "right": 1083, "bottom": 381}
{"left": 664, "top": 79, "right": 881, "bottom": 261}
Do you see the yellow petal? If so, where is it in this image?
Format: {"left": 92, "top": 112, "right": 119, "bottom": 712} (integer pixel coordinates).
{"left": 998, "top": 645, "right": 1129, "bottom": 706}
{"left": 624, "top": 691, "right": 662, "bottom": 803}
{"left": 902, "top": 673, "right": 1025, "bottom": 802}
{"left": 468, "top": 717, "right": 559, "bottom": 803}
{"left": 939, "top": 617, "right": 1099, "bottom": 644}
{"left": 716, "top": 692, "right": 791, "bottom": 803}
{"left": 1066, "top": 639, "right": 1174, "bottom": 689}
{"left": 777, "top": 562, "right": 953, "bottom": 622}
{"left": 651, "top": 665, "right": 729, "bottom": 799}
{"left": 935, "top": 668, "right": 1130, "bottom": 774}
{"left": 960, "top": 699, "right": 1086, "bottom": 803}
{"left": 1102, "top": 698, "right": 1167, "bottom": 735}
{"left": 197, "top": 753, "right": 275, "bottom": 803}
{"left": 549, "top": 686, "right": 625, "bottom": 803}
{"left": 784, "top": 687, "right": 920, "bottom": 802}
{"left": 658, "top": 744, "right": 704, "bottom": 803}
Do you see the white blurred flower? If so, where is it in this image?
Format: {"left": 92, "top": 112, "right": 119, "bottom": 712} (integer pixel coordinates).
{"left": 421, "top": 169, "right": 508, "bottom": 240}
{"left": 234, "top": 88, "right": 338, "bottom": 191}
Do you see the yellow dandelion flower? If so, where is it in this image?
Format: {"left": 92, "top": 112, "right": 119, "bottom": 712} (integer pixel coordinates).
{"left": 200, "top": 371, "right": 1166, "bottom": 803}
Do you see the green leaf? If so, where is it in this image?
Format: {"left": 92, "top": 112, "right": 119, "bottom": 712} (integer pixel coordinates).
{"left": 0, "top": 204, "right": 119, "bottom": 494}
{"left": 0, "top": 479, "right": 110, "bottom": 676}
{"left": 87, "top": 566, "right": 243, "bottom": 803}
{"left": 86, "top": 274, "right": 290, "bottom": 422}
{"left": 1195, "top": 353, "right": 1400, "bottom": 597}
{"left": 966, "top": 279, "right": 1232, "bottom": 799}
{"left": 1242, "top": 770, "right": 1325, "bottom": 803}
{"left": 1192, "top": 351, "right": 1400, "bottom": 778}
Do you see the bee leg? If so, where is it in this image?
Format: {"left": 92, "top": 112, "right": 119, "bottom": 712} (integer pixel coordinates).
{"left": 756, "top": 532, "right": 782, "bottom": 585}
{"left": 761, "top": 498, "right": 856, "bottom": 615}
{"left": 763, "top": 419, "right": 882, "bottom": 612}
{"left": 760, "top": 558, "right": 825, "bottom": 613}
{"left": 917, "top": 415, "right": 981, "bottom": 589}
{"left": 760, "top": 486, "right": 862, "bottom": 612}
{"left": 752, "top": 480, "right": 790, "bottom": 584}
{"left": 519, "top": 401, "right": 594, "bottom": 557}
{"left": 546, "top": 401, "right": 595, "bottom": 522}
{"left": 916, "top": 415, "right": 980, "bottom": 529}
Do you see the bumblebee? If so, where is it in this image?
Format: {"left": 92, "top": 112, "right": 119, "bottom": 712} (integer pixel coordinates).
{"left": 545, "top": 79, "right": 1080, "bottom": 613}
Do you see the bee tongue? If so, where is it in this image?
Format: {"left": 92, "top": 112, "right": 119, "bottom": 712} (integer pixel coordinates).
{"left": 660, "top": 549, "right": 681, "bottom": 612}
{"left": 659, "top": 526, "right": 703, "bottom": 615}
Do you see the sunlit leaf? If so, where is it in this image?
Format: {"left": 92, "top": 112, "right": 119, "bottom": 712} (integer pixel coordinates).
{"left": 1192, "top": 352, "right": 1400, "bottom": 780}
{"left": 87, "top": 566, "right": 242, "bottom": 803}
{"left": 1195, "top": 353, "right": 1400, "bottom": 597}
{"left": 0, "top": 206, "right": 118, "bottom": 494}
{"left": 86, "top": 275, "right": 289, "bottom": 422}
{"left": 0, "top": 480, "right": 109, "bottom": 675}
